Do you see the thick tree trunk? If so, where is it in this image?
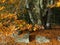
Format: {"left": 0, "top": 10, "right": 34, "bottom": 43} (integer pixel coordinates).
{"left": 17, "top": 0, "right": 55, "bottom": 26}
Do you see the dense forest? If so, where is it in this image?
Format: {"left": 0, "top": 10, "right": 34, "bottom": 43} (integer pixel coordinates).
{"left": 0, "top": 0, "right": 60, "bottom": 44}
{"left": 0, "top": 0, "right": 60, "bottom": 25}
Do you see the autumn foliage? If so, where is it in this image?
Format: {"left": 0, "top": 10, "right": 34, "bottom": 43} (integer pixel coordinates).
{"left": 0, "top": 0, "right": 44, "bottom": 44}
{"left": 0, "top": 13, "right": 44, "bottom": 35}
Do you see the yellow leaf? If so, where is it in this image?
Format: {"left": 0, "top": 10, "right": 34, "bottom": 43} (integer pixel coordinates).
{"left": 33, "top": 27, "right": 37, "bottom": 31}
{"left": 56, "top": 2, "right": 60, "bottom": 7}
{"left": 9, "top": 0, "right": 16, "bottom": 4}
{"left": 0, "top": 0, "right": 6, "bottom": 3}
{"left": 0, "top": 6, "right": 5, "bottom": 11}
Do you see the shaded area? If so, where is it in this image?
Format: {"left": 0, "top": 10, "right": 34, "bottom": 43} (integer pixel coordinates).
{"left": 51, "top": 7, "right": 60, "bottom": 25}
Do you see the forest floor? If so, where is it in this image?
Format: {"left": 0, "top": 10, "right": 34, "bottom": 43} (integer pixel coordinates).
{"left": 0, "top": 25, "right": 60, "bottom": 45}
{"left": 15, "top": 27, "right": 60, "bottom": 45}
